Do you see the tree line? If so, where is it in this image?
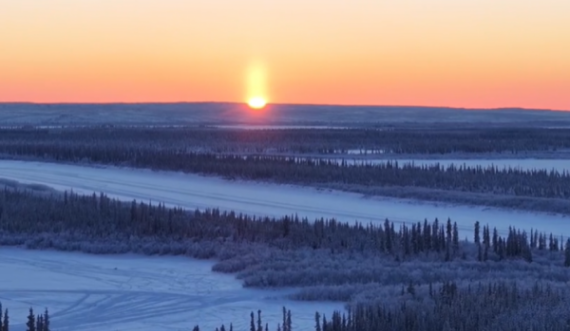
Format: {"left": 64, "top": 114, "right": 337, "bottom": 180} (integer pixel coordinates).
{"left": 1, "top": 126, "right": 570, "bottom": 154}
{"left": 0, "top": 304, "right": 50, "bottom": 331}
{"left": 1, "top": 188, "right": 568, "bottom": 267}
{"left": 195, "top": 280, "right": 570, "bottom": 331}
{"left": 2, "top": 138, "right": 570, "bottom": 200}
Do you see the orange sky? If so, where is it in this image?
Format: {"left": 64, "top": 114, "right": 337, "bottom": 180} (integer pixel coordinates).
{"left": 1, "top": 0, "right": 569, "bottom": 110}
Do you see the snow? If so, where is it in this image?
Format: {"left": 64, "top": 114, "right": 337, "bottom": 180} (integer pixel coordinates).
{"left": 1, "top": 160, "right": 569, "bottom": 240}
{"left": 0, "top": 248, "right": 342, "bottom": 331}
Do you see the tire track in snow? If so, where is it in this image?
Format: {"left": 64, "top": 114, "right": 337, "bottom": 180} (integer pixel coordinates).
{"left": 0, "top": 248, "right": 334, "bottom": 331}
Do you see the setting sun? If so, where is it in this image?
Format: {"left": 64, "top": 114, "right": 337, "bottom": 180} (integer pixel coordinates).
{"left": 245, "top": 61, "right": 269, "bottom": 110}
{"left": 248, "top": 97, "right": 267, "bottom": 109}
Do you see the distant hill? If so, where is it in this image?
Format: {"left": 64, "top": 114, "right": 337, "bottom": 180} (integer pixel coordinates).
{"left": 0, "top": 102, "right": 569, "bottom": 127}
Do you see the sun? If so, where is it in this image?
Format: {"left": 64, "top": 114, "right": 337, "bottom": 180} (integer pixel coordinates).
{"left": 248, "top": 97, "right": 267, "bottom": 110}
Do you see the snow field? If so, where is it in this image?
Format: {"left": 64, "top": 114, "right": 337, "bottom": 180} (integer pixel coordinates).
{"left": 0, "top": 248, "right": 342, "bottom": 331}
{"left": 1, "top": 160, "right": 569, "bottom": 240}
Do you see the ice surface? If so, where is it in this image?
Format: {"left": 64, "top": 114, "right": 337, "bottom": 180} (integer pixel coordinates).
{"left": 1, "top": 160, "right": 569, "bottom": 240}
{"left": 0, "top": 248, "right": 342, "bottom": 331}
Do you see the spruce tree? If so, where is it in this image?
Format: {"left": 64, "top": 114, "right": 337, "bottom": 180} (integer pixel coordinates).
{"left": 2, "top": 309, "right": 7, "bottom": 331}
{"left": 474, "top": 221, "right": 480, "bottom": 244}
{"left": 26, "top": 308, "right": 35, "bottom": 331}
{"left": 477, "top": 244, "right": 483, "bottom": 262}
{"left": 257, "top": 310, "right": 262, "bottom": 331}
{"left": 446, "top": 219, "right": 452, "bottom": 245}
{"left": 452, "top": 222, "right": 459, "bottom": 253}
{"left": 35, "top": 315, "right": 42, "bottom": 331}
{"left": 43, "top": 309, "right": 50, "bottom": 331}
{"left": 564, "top": 238, "right": 570, "bottom": 267}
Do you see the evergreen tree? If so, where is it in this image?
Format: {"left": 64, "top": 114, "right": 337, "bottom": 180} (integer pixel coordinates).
{"left": 2, "top": 309, "right": 7, "bottom": 331}
{"left": 384, "top": 219, "right": 392, "bottom": 253}
{"left": 26, "top": 309, "right": 35, "bottom": 331}
{"left": 477, "top": 244, "right": 483, "bottom": 262}
{"left": 474, "top": 221, "right": 480, "bottom": 244}
{"left": 492, "top": 228, "right": 499, "bottom": 253}
{"left": 452, "top": 222, "right": 459, "bottom": 253}
{"left": 423, "top": 219, "right": 431, "bottom": 251}
{"left": 43, "top": 309, "right": 49, "bottom": 331}
{"left": 35, "top": 315, "right": 42, "bottom": 331}
{"left": 446, "top": 218, "right": 452, "bottom": 245}
{"left": 564, "top": 238, "right": 570, "bottom": 267}
{"left": 250, "top": 312, "right": 255, "bottom": 331}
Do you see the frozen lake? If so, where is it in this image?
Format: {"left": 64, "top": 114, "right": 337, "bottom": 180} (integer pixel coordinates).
{"left": 1, "top": 160, "right": 569, "bottom": 239}
{"left": 0, "top": 248, "right": 342, "bottom": 331}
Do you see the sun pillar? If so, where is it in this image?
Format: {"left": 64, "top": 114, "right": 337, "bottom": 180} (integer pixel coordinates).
{"left": 246, "top": 61, "right": 268, "bottom": 109}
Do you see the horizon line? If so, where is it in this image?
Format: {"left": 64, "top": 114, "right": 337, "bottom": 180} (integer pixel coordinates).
{"left": 0, "top": 101, "right": 567, "bottom": 112}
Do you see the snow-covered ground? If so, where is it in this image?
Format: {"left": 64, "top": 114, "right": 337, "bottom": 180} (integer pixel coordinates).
{"left": 1, "top": 160, "right": 569, "bottom": 239}
{"left": 0, "top": 248, "right": 342, "bottom": 331}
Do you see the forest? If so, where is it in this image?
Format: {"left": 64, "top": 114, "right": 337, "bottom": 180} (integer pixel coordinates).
{"left": 2, "top": 125, "right": 570, "bottom": 330}
{"left": 2, "top": 127, "right": 570, "bottom": 214}
{"left": 1, "top": 126, "right": 570, "bottom": 155}
{"left": 1, "top": 186, "right": 570, "bottom": 330}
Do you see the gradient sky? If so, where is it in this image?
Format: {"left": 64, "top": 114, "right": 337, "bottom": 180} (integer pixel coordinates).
{"left": 1, "top": 0, "right": 569, "bottom": 109}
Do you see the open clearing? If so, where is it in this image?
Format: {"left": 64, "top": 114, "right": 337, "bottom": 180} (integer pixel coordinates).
{"left": 1, "top": 160, "right": 569, "bottom": 239}
{"left": 0, "top": 248, "right": 342, "bottom": 331}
